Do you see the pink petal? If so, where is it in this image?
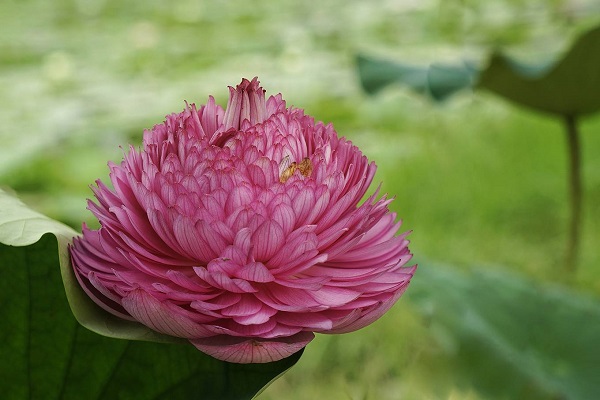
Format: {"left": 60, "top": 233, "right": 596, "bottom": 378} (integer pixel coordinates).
{"left": 70, "top": 263, "right": 133, "bottom": 320}
{"left": 194, "top": 267, "right": 258, "bottom": 294}
{"left": 246, "top": 163, "right": 267, "bottom": 187}
{"left": 199, "top": 95, "right": 224, "bottom": 137}
{"left": 191, "top": 293, "right": 242, "bottom": 311}
{"left": 252, "top": 220, "right": 285, "bottom": 261}
{"left": 275, "top": 275, "right": 330, "bottom": 290}
{"left": 270, "top": 201, "right": 296, "bottom": 235}
{"left": 256, "top": 285, "right": 327, "bottom": 312}
{"left": 235, "top": 261, "right": 275, "bottom": 283}
{"left": 221, "top": 295, "right": 263, "bottom": 317}
{"left": 221, "top": 77, "right": 266, "bottom": 131}
{"left": 220, "top": 319, "right": 278, "bottom": 337}
{"left": 231, "top": 315, "right": 267, "bottom": 326}
{"left": 274, "top": 312, "right": 333, "bottom": 331}
{"left": 266, "top": 93, "right": 286, "bottom": 116}
{"left": 172, "top": 216, "right": 216, "bottom": 262}
{"left": 327, "top": 278, "right": 413, "bottom": 334}
{"left": 165, "top": 270, "right": 213, "bottom": 291}
{"left": 121, "top": 288, "right": 214, "bottom": 338}
{"left": 190, "top": 331, "right": 314, "bottom": 363}
{"left": 291, "top": 188, "right": 316, "bottom": 226}
{"left": 309, "top": 286, "right": 361, "bottom": 307}
{"left": 233, "top": 227, "right": 252, "bottom": 256}
{"left": 225, "top": 185, "right": 254, "bottom": 214}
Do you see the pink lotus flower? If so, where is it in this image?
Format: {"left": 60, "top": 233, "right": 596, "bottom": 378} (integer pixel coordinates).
{"left": 70, "top": 77, "right": 415, "bottom": 363}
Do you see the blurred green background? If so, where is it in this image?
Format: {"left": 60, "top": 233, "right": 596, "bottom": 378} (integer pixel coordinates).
{"left": 1, "top": 0, "right": 600, "bottom": 399}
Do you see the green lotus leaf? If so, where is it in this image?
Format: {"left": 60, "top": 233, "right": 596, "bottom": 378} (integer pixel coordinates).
{"left": 0, "top": 188, "right": 173, "bottom": 343}
{"left": 477, "top": 25, "right": 600, "bottom": 116}
{"left": 356, "top": 54, "right": 477, "bottom": 101}
{"left": 0, "top": 188, "right": 303, "bottom": 399}
{"left": 410, "top": 264, "right": 600, "bottom": 399}
{"left": 358, "top": 25, "right": 600, "bottom": 117}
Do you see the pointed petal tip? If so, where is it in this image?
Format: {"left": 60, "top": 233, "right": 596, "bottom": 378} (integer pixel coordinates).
{"left": 236, "top": 76, "right": 261, "bottom": 91}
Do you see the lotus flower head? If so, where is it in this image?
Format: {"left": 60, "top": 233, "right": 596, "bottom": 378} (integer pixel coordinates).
{"left": 70, "top": 77, "right": 416, "bottom": 363}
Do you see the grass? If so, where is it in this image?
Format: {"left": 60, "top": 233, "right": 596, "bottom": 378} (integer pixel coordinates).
{"left": 1, "top": 0, "right": 599, "bottom": 398}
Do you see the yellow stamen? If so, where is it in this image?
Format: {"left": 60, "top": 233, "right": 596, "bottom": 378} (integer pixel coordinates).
{"left": 279, "top": 157, "right": 312, "bottom": 183}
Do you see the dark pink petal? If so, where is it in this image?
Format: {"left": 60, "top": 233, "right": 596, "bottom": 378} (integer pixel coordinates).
{"left": 246, "top": 163, "right": 268, "bottom": 187}
{"left": 292, "top": 189, "right": 316, "bottom": 226}
{"left": 209, "top": 220, "right": 235, "bottom": 244}
{"left": 151, "top": 282, "right": 207, "bottom": 302}
{"left": 194, "top": 267, "right": 258, "bottom": 294}
{"left": 252, "top": 220, "right": 285, "bottom": 261}
{"left": 359, "top": 212, "right": 401, "bottom": 244}
{"left": 304, "top": 190, "right": 330, "bottom": 225}
{"left": 270, "top": 201, "right": 296, "bottom": 235}
{"left": 221, "top": 77, "right": 266, "bottom": 131}
{"left": 274, "top": 312, "right": 333, "bottom": 331}
{"left": 165, "top": 270, "right": 213, "bottom": 291}
{"left": 191, "top": 293, "right": 242, "bottom": 311}
{"left": 70, "top": 263, "right": 133, "bottom": 320}
{"left": 71, "top": 229, "right": 117, "bottom": 273}
{"left": 113, "top": 205, "right": 174, "bottom": 255}
{"left": 116, "top": 232, "right": 187, "bottom": 268}
{"left": 271, "top": 252, "right": 327, "bottom": 276}
{"left": 328, "top": 236, "right": 410, "bottom": 269}
{"left": 232, "top": 313, "right": 272, "bottom": 326}
{"left": 332, "top": 296, "right": 382, "bottom": 310}
{"left": 327, "top": 276, "right": 414, "bottom": 334}
{"left": 172, "top": 216, "right": 216, "bottom": 262}
{"left": 225, "top": 185, "right": 254, "bottom": 214}
{"left": 122, "top": 289, "right": 213, "bottom": 338}
{"left": 306, "top": 265, "right": 379, "bottom": 280}
{"left": 319, "top": 232, "right": 365, "bottom": 262}
{"left": 233, "top": 228, "right": 252, "bottom": 257}
{"left": 274, "top": 275, "right": 330, "bottom": 290}
{"left": 259, "top": 323, "right": 304, "bottom": 339}
{"left": 147, "top": 209, "right": 187, "bottom": 257}
{"left": 308, "top": 286, "right": 361, "bottom": 308}
{"left": 256, "top": 285, "right": 327, "bottom": 312}
{"left": 196, "top": 219, "right": 228, "bottom": 259}
{"left": 199, "top": 96, "right": 224, "bottom": 137}
{"left": 220, "top": 318, "right": 278, "bottom": 337}
{"left": 190, "top": 331, "right": 314, "bottom": 363}
{"left": 266, "top": 93, "right": 286, "bottom": 116}
{"left": 267, "top": 226, "right": 319, "bottom": 272}
{"left": 234, "top": 261, "right": 275, "bottom": 283}
{"left": 316, "top": 183, "right": 363, "bottom": 229}
{"left": 221, "top": 295, "right": 263, "bottom": 317}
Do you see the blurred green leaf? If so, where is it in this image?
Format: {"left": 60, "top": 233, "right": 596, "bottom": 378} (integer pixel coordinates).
{"left": 410, "top": 264, "right": 600, "bottom": 400}
{"left": 478, "top": 25, "right": 600, "bottom": 116}
{"left": 0, "top": 189, "right": 303, "bottom": 399}
{"left": 358, "top": 25, "right": 600, "bottom": 117}
{"left": 356, "top": 55, "right": 477, "bottom": 101}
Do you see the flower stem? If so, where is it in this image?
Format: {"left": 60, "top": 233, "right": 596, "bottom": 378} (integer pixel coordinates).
{"left": 564, "top": 115, "right": 582, "bottom": 273}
